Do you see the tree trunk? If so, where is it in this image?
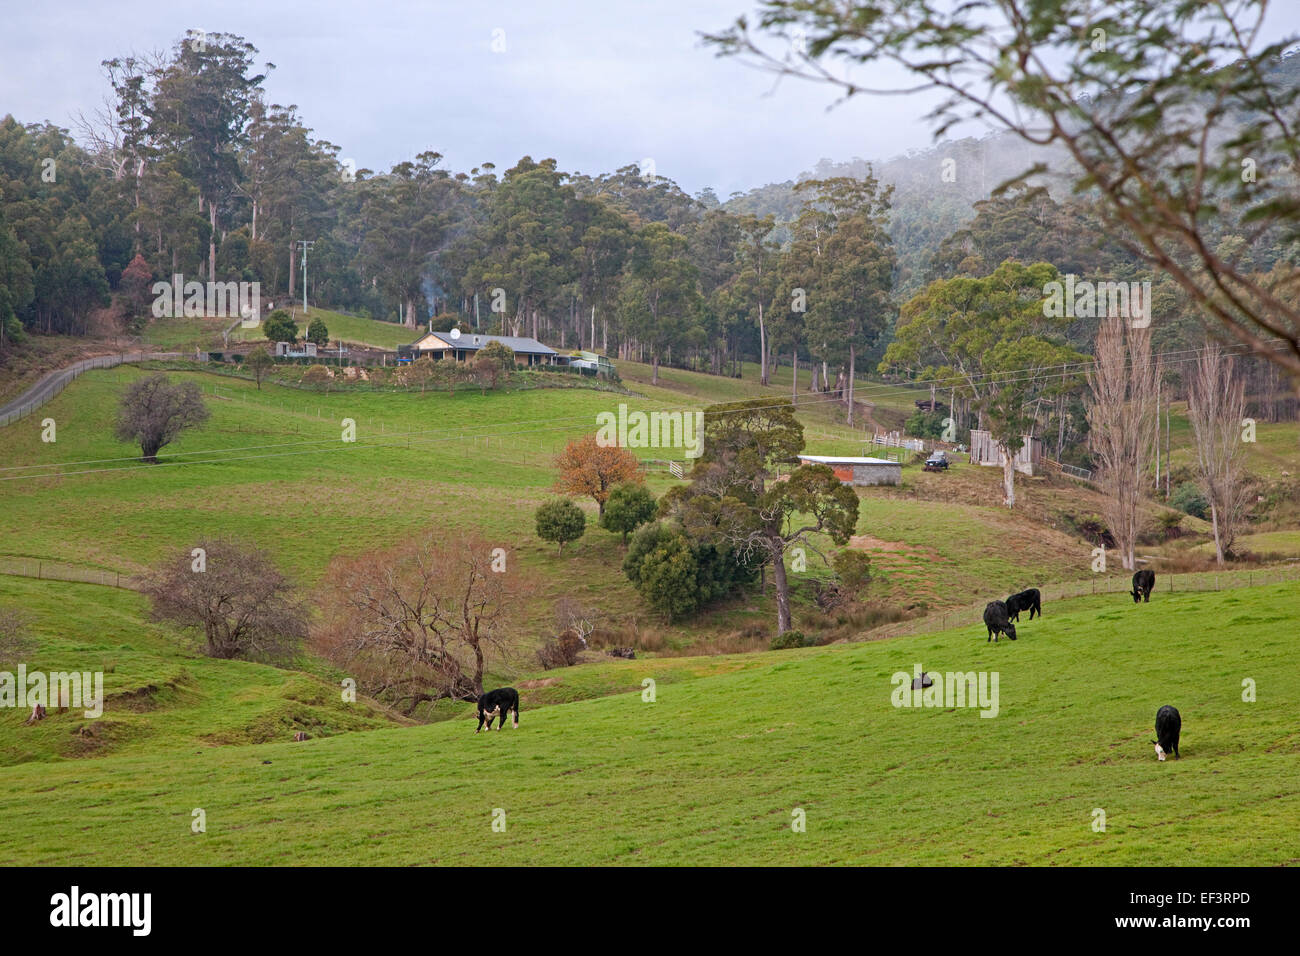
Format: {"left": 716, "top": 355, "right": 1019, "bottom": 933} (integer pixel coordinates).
{"left": 1001, "top": 450, "right": 1016, "bottom": 508}
{"left": 758, "top": 301, "right": 768, "bottom": 386}
{"left": 846, "top": 343, "right": 856, "bottom": 426}
{"left": 208, "top": 200, "right": 218, "bottom": 281}
{"left": 792, "top": 347, "right": 798, "bottom": 406}
{"left": 1210, "top": 501, "right": 1224, "bottom": 564}
{"left": 772, "top": 543, "right": 792, "bottom": 634}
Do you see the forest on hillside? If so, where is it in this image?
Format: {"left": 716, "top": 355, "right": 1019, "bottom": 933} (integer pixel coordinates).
{"left": 2, "top": 30, "right": 1299, "bottom": 444}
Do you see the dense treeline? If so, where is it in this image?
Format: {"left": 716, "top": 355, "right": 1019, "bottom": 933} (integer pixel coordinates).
{"left": 2, "top": 30, "right": 1298, "bottom": 424}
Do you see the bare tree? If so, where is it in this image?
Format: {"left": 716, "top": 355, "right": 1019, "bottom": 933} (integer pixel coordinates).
{"left": 1087, "top": 314, "right": 1161, "bottom": 571}
{"left": 115, "top": 374, "right": 210, "bottom": 462}
{"left": 315, "top": 535, "right": 532, "bottom": 715}
{"left": 1188, "top": 340, "right": 1252, "bottom": 563}
{"left": 143, "top": 538, "right": 307, "bottom": 662}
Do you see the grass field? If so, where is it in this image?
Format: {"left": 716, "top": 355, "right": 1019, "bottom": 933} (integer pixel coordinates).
{"left": 3, "top": 348, "right": 1300, "bottom": 866}
{"left": 0, "top": 580, "right": 1295, "bottom": 865}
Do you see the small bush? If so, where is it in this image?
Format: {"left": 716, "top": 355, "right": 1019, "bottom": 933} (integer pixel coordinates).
{"left": 535, "top": 499, "right": 586, "bottom": 553}
{"left": 302, "top": 364, "right": 333, "bottom": 385}
{"left": 770, "top": 629, "right": 809, "bottom": 650}
{"left": 1169, "top": 481, "right": 1209, "bottom": 519}
{"left": 536, "top": 628, "right": 587, "bottom": 669}
{"left": 905, "top": 409, "right": 948, "bottom": 440}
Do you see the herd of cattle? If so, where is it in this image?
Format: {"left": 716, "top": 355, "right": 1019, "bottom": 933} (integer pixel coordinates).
{"left": 978, "top": 570, "right": 1180, "bottom": 760}
{"left": 474, "top": 569, "right": 1182, "bottom": 760}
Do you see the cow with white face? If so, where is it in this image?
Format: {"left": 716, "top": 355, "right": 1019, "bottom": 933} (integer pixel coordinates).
{"left": 1153, "top": 704, "right": 1181, "bottom": 761}
{"left": 475, "top": 687, "right": 520, "bottom": 733}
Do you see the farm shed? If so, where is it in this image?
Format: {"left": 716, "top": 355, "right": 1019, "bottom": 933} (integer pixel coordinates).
{"left": 968, "top": 429, "right": 1043, "bottom": 476}
{"left": 797, "top": 454, "right": 901, "bottom": 487}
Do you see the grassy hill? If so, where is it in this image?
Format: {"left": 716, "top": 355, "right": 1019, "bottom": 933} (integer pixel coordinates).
{"left": 0, "top": 581, "right": 1295, "bottom": 865}
{"left": 0, "top": 576, "right": 404, "bottom": 767}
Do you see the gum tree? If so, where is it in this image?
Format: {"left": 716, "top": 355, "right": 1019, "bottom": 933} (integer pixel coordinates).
{"left": 881, "top": 261, "right": 1084, "bottom": 507}
{"left": 706, "top": 0, "right": 1300, "bottom": 389}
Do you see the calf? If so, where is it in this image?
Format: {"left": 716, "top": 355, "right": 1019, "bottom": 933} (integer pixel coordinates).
{"left": 1153, "top": 704, "right": 1181, "bottom": 761}
{"left": 475, "top": 687, "right": 520, "bottom": 733}
{"left": 982, "top": 601, "right": 1017, "bottom": 643}
{"left": 1005, "top": 587, "right": 1042, "bottom": 622}
{"left": 1131, "top": 569, "right": 1155, "bottom": 603}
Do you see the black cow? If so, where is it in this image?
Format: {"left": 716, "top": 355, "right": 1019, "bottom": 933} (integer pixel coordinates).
{"left": 982, "top": 601, "right": 1017, "bottom": 643}
{"left": 1005, "top": 588, "right": 1042, "bottom": 622}
{"left": 1153, "top": 704, "right": 1181, "bottom": 761}
{"left": 1131, "top": 569, "right": 1155, "bottom": 603}
{"left": 475, "top": 687, "right": 520, "bottom": 733}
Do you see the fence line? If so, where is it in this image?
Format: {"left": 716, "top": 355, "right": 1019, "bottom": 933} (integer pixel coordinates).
{"left": 0, "top": 555, "right": 143, "bottom": 591}
{"left": 0, "top": 352, "right": 180, "bottom": 428}
{"left": 857, "top": 563, "right": 1300, "bottom": 643}
{"left": 1042, "top": 456, "right": 1095, "bottom": 483}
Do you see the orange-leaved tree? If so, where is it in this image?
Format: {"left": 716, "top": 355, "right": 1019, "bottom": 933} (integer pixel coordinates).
{"left": 553, "top": 434, "right": 642, "bottom": 516}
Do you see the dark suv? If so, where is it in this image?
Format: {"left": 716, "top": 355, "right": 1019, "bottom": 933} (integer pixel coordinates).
{"left": 924, "top": 452, "right": 949, "bottom": 470}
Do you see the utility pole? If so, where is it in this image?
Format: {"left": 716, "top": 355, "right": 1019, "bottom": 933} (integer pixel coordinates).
{"left": 297, "top": 240, "right": 315, "bottom": 314}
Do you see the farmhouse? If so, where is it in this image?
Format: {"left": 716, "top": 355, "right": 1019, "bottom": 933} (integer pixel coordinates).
{"left": 797, "top": 454, "right": 901, "bottom": 487}
{"left": 399, "top": 331, "right": 558, "bottom": 366}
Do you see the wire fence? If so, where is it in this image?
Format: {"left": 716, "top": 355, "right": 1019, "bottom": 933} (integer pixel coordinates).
{"left": 0, "top": 555, "right": 143, "bottom": 591}
{"left": 0, "top": 352, "right": 180, "bottom": 428}
{"left": 857, "top": 563, "right": 1300, "bottom": 642}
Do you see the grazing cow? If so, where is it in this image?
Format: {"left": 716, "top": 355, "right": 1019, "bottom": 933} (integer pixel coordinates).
{"left": 982, "top": 601, "right": 1018, "bottom": 643}
{"left": 1131, "top": 569, "right": 1155, "bottom": 603}
{"left": 475, "top": 687, "right": 520, "bottom": 733}
{"left": 1153, "top": 705, "right": 1181, "bottom": 761}
{"left": 1005, "top": 588, "right": 1042, "bottom": 622}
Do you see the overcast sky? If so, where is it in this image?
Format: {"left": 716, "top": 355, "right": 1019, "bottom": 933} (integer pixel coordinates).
{"left": 5, "top": 1, "right": 1300, "bottom": 199}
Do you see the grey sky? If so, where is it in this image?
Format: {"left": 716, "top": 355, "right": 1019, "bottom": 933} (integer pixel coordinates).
{"left": 4, "top": 1, "right": 1300, "bottom": 198}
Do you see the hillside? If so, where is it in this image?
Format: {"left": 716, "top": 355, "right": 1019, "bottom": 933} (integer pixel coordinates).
{"left": 1, "top": 582, "right": 1295, "bottom": 865}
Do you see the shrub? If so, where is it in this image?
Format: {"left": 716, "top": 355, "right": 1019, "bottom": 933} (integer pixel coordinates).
{"left": 601, "top": 483, "right": 657, "bottom": 544}
{"left": 536, "top": 629, "right": 586, "bottom": 669}
{"left": 770, "top": 629, "right": 809, "bottom": 650}
{"left": 263, "top": 309, "right": 297, "bottom": 344}
{"left": 1169, "top": 481, "right": 1209, "bottom": 519}
{"left": 622, "top": 522, "right": 756, "bottom": 621}
{"left": 905, "top": 409, "right": 948, "bottom": 440}
{"left": 1067, "top": 511, "right": 1115, "bottom": 548}
{"left": 302, "top": 364, "right": 333, "bottom": 388}
{"left": 306, "top": 317, "right": 329, "bottom": 346}
{"left": 535, "top": 499, "right": 586, "bottom": 553}
{"left": 832, "top": 550, "right": 871, "bottom": 601}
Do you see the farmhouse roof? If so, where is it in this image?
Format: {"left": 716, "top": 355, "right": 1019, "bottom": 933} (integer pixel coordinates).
{"left": 414, "top": 332, "right": 557, "bottom": 355}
